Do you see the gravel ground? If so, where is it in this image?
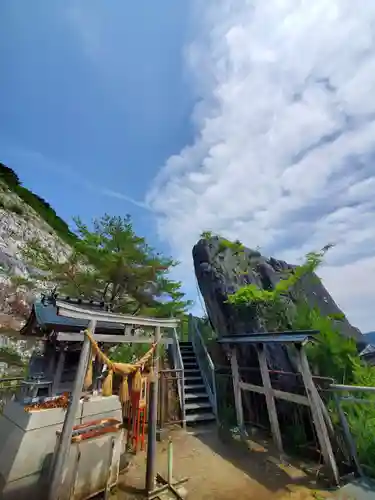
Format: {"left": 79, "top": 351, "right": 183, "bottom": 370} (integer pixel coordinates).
{"left": 113, "top": 427, "right": 333, "bottom": 500}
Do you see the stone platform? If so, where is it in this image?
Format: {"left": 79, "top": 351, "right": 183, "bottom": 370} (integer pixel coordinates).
{"left": 0, "top": 395, "right": 122, "bottom": 500}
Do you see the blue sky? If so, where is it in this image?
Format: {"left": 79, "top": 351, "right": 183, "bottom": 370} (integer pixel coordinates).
{"left": 0, "top": 0, "right": 193, "bottom": 248}
{"left": 2, "top": 1, "right": 375, "bottom": 331}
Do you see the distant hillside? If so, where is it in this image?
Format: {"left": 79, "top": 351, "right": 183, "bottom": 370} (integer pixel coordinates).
{"left": 364, "top": 332, "right": 375, "bottom": 343}
{"left": 0, "top": 163, "right": 76, "bottom": 245}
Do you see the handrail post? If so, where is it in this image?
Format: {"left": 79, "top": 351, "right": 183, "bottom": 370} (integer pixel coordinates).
{"left": 171, "top": 327, "right": 185, "bottom": 428}
{"left": 188, "top": 313, "right": 192, "bottom": 343}
{"left": 190, "top": 316, "right": 218, "bottom": 423}
{"left": 212, "top": 368, "right": 218, "bottom": 418}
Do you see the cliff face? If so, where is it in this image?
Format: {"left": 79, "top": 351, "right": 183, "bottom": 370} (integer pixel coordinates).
{"left": 193, "top": 237, "right": 363, "bottom": 376}
{"left": 0, "top": 180, "right": 70, "bottom": 330}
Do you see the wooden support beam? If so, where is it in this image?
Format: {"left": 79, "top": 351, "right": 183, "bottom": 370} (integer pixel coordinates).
{"left": 230, "top": 347, "right": 245, "bottom": 434}
{"left": 256, "top": 344, "right": 283, "bottom": 455}
{"left": 56, "top": 332, "right": 172, "bottom": 344}
{"left": 52, "top": 347, "right": 66, "bottom": 394}
{"left": 296, "top": 345, "right": 340, "bottom": 486}
{"left": 333, "top": 393, "right": 364, "bottom": 477}
{"left": 49, "top": 320, "right": 97, "bottom": 500}
{"left": 239, "top": 381, "right": 310, "bottom": 406}
{"left": 239, "top": 381, "right": 265, "bottom": 394}
{"left": 145, "top": 326, "right": 161, "bottom": 493}
{"left": 56, "top": 300, "right": 179, "bottom": 328}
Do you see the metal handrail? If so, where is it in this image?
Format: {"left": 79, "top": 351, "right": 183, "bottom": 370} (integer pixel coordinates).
{"left": 171, "top": 327, "right": 186, "bottom": 428}
{"left": 190, "top": 315, "right": 217, "bottom": 418}
{"left": 327, "top": 383, "right": 375, "bottom": 478}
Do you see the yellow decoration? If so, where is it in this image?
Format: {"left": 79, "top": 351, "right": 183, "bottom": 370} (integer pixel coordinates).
{"left": 83, "top": 354, "right": 94, "bottom": 390}
{"left": 102, "top": 369, "right": 113, "bottom": 397}
{"left": 82, "top": 329, "right": 157, "bottom": 401}
{"left": 119, "top": 376, "right": 129, "bottom": 403}
{"left": 132, "top": 369, "right": 142, "bottom": 393}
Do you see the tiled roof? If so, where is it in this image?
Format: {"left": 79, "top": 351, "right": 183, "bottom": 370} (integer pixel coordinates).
{"left": 22, "top": 300, "right": 126, "bottom": 335}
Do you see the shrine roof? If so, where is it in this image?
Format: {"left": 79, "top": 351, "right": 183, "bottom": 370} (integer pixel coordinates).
{"left": 218, "top": 330, "right": 319, "bottom": 346}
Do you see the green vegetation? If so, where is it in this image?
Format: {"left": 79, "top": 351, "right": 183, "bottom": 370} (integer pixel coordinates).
{"left": 0, "top": 346, "right": 25, "bottom": 367}
{"left": 200, "top": 231, "right": 214, "bottom": 240}
{"left": 0, "top": 163, "right": 76, "bottom": 244}
{"left": 22, "top": 214, "right": 193, "bottom": 362}
{"left": 23, "top": 214, "right": 192, "bottom": 317}
{"left": 227, "top": 241, "right": 375, "bottom": 472}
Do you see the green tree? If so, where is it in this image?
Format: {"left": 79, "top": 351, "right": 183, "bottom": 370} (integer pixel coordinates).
{"left": 23, "top": 214, "right": 192, "bottom": 317}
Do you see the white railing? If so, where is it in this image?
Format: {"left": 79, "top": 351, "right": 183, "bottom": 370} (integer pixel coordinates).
{"left": 170, "top": 327, "right": 186, "bottom": 428}
{"left": 189, "top": 314, "right": 217, "bottom": 418}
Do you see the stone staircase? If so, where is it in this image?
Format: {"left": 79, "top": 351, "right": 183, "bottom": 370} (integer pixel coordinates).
{"left": 179, "top": 341, "right": 216, "bottom": 425}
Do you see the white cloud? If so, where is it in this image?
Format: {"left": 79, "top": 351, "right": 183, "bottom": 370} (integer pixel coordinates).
{"left": 147, "top": 0, "right": 375, "bottom": 331}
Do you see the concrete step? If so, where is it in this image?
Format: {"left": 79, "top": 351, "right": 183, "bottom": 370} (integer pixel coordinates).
{"left": 185, "top": 376, "right": 203, "bottom": 383}
{"left": 185, "top": 383, "right": 206, "bottom": 392}
{"left": 184, "top": 392, "right": 210, "bottom": 401}
{"left": 185, "top": 402, "right": 212, "bottom": 411}
{"left": 184, "top": 368, "right": 201, "bottom": 374}
{"left": 185, "top": 412, "right": 216, "bottom": 423}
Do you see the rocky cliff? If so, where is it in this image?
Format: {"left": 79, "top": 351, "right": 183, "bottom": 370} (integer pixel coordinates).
{"left": 193, "top": 236, "right": 364, "bottom": 379}
{"left": 0, "top": 177, "right": 70, "bottom": 331}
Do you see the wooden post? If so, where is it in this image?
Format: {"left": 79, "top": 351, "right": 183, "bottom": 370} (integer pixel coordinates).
{"left": 333, "top": 393, "right": 364, "bottom": 477}
{"left": 256, "top": 344, "right": 283, "bottom": 455}
{"left": 229, "top": 347, "right": 245, "bottom": 434}
{"left": 145, "top": 325, "right": 161, "bottom": 493}
{"left": 52, "top": 345, "right": 66, "bottom": 395}
{"left": 296, "top": 345, "right": 340, "bottom": 485}
{"left": 48, "top": 320, "right": 97, "bottom": 500}
{"left": 46, "top": 341, "right": 56, "bottom": 378}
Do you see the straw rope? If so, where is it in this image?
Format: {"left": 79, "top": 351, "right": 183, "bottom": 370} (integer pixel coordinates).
{"left": 82, "top": 328, "right": 156, "bottom": 401}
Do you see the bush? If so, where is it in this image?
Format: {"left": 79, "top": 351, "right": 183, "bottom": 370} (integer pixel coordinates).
{"left": 8, "top": 203, "right": 24, "bottom": 216}
{"left": 0, "top": 163, "right": 76, "bottom": 244}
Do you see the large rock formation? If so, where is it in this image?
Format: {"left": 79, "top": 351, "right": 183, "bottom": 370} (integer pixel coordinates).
{"left": 193, "top": 237, "right": 364, "bottom": 380}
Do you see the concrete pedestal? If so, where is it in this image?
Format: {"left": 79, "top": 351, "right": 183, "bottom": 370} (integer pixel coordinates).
{"left": 58, "top": 421, "right": 124, "bottom": 500}
{"left": 0, "top": 396, "right": 122, "bottom": 500}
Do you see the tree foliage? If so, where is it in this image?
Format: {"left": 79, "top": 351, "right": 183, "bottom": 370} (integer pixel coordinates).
{"left": 23, "top": 214, "right": 192, "bottom": 317}
{"left": 0, "top": 163, "right": 76, "bottom": 244}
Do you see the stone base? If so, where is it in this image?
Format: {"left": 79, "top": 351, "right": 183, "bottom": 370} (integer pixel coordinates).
{"left": 0, "top": 395, "right": 122, "bottom": 500}
{"left": 156, "top": 428, "right": 169, "bottom": 442}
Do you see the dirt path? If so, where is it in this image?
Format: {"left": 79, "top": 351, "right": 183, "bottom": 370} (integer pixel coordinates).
{"left": 115, "top": 428, "right": 333, "bottom": 500}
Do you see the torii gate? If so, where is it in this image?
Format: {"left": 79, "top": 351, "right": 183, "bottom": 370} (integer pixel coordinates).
{"left": 48, "top": 299, "right": 180, "bottom": 500}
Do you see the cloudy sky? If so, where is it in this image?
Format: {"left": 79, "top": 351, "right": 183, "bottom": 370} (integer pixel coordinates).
{"left": 1, "top": 1, "right": 375, "bottom": 331}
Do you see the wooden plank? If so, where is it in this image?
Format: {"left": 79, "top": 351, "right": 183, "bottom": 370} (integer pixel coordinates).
{"left": 257, "top": 344, "right": 283, "bottom": 454}
{"left": 272, "top": 389, "right": 309, "bottom": 406}
{"left": 56, "top": 332, "right": 172, "bottom": 344}
{"left": 56, "top": 300, "right": 179, "bottom": 328}
{"left": 230, "top": 347, "right": 245, "bottom": 433}
{"left": 239, "top": 381, "right": 265, "bottom": 394}
{"left": 297, "top": 346, "right": 340, "bottom": 486}
{"left": 333, "top": 393, "right": 364, "bottom": 477}
{"left": 239, "top": 381, "right": 310, "bottom": 406}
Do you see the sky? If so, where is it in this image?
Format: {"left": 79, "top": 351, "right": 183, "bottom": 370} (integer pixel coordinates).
{"left": 1, "top": 1, "right": 375, "bottom": 332}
